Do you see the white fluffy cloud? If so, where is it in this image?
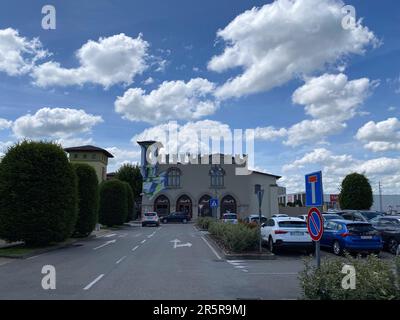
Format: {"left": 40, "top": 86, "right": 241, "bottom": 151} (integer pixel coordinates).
{"left": 115, "top": 78, "right": 218, "bottom": 124}
{"left": 32, "top": 33, "right": 149, "bottom": 88}
{"left": 254, "top": 126, "right": 287, "bottom": 141}
{"left": 208, "top": 0, "right": 377, "bottom": 99}
{"left": 12, "top": 107, "right": 103, "bottom": 140}
{"left": 132, "top": 120, "right": 234, "bottom": 154}
{"left": 0, "top": 28, "right": 49, "bottom": 76}
{"left": 0, "top": 118, "right": 12, "bottom": 130}
{"left": 282, "top": 148, "right": 400, "bottom": 193}
{"left": 356, "top": 117, "right": 400, "bottom": 152}
{"left": 285, "top": 73, "right": 373, "bottom": 145}
{"left": 106, "top": 147, "right": 141, "bottom": 171}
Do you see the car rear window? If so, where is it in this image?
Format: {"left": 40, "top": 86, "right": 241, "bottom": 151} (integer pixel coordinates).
{"left": 347, "top": 224, "right": 374, "bottom": 234}
{"left": 360, "top": 211, "right": 383, "bottom": 220}
{"left": 145, "top": 212, "right": 156, "bottom": 216}
{"left": 224, "top": 214, "right": 237, "bottom": 219}
{"left": 278, "top": 221, "right": 307, "bottom": 228}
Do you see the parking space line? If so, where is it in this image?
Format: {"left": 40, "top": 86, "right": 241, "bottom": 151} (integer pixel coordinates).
{"left": 83, "top": 274, "right": 104, "bottom": 290}
{"left": 201, "top": 236, "right": 222, "bottom": 260}
{"left": 116, "top": 256, "right": 127, "bottom": 264}
{"left": 141, "top": 239, "right": 146, "bottom": 244}
{"left": 132, "top": 245, "right": 139, "bottom": 252}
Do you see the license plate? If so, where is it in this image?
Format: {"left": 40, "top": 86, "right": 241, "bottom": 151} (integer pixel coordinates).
{"left": 290, "top": 232, "right": 304, "bottom": 236}
{"left": 361, "top": 236, "right": 372, "bottom": 240}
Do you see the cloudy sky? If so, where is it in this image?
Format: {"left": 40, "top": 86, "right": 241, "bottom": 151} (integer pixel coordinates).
{"left": 0, "top": 0, "right": 399, "bottom": 194}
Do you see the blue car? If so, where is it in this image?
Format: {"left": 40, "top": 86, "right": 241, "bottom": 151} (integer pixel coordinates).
{"left": 321, "top": 220, "right": 383, "bottom": 255}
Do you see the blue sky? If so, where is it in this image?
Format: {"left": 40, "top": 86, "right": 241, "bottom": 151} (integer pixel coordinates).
{"left": 0, "top": 0, "right": 399, "bottom": 194}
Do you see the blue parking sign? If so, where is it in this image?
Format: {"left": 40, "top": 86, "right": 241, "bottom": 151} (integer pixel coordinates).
{"left": 210, "top": 198, "right": 218, "bottom": 208}
{"left": 305, "top": 171, "right": 323, "bottom": 206}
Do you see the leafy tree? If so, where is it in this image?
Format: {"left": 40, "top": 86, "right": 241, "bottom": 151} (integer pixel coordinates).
{"left": 72, "top": 163, "right": 99, "bottom": 237}
{"left": 287, "top": 202, "right": 294, "bottom": 207}
{"left": 339, "top": 173, "right": 373, "bottom": 210}
{"left": 294, "top": 199, "right": 303, "bottom": 207}
{"left": 122, "top": 182, "right": 134, "bottom": 222}
{"left": 99, "top": 180, "right": 128, "bottom": 227}
{"left": 0, "top": 141, "right": 77, "bottom": 246}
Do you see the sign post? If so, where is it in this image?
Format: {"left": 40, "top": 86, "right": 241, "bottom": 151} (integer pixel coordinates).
{"left": 210, "top": 198, "right": 218, "bottom": 219}
{"left": 254, "top": 185, "right": 265, "bottom": 254}
{"left": 305, "top": 171, "right": 324, "bottom": 268}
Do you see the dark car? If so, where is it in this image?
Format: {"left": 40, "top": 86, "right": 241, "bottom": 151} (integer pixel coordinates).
{"left": 372, "top": 216, "right": 400, "bottom": 254}
{"left": 161, "top": 212, "right": 191, "bottom": 224}
{"left": 338, "top": 210, "right": 384, "bottom": 222}
{"left": 322, "top": 213, "right": 343, "bottom": 226}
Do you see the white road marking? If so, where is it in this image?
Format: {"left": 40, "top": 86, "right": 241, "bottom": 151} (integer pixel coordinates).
{"left": 141, "top": 239, "right": 146, "bottom": 244}
{"left": 147, "top": 232, "right": 156, "bottom": 238}
{"left": 118, "top": 234, "right": 127, "bottom": 238}
{"left": 201, "top": 236, "right": 221, "bottom": 260}
{"left": 26, "top": 254, "right": 44, "bottom": 260}
{"left": 242, "top": 270, "right": 249, "bottom": 273}
{"left": 116, "top": 256, "right": 127, "bottom": 264}
{"left": 234, "top": 266, "right": 246, "bottom": 269}
{"left": 83, "top": 274, "right": 104, "bottom": 290}
{"left": 93, "top": 240, "right": 116, "bottom": 250}
{"left": 132, "top": 245, "right": 139, "bottom": 252}
{"left": 103, "top": 233, "right": 117, "bottom": 238}
{"left": 134, "top": 233, "right": 142, "bottom": 238}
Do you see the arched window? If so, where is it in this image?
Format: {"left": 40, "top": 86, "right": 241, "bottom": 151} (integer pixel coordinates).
{"left": 176, "top": 195, "right": 192, "bottom": 218}
{"left": 198, "top": 195, "right": 212, "bottom": 217}
{"left": 220, "top": 195, "right": 237, "bottom": 217}
{"left": 167, "top": 167, "right": 181, "bottom": 188}
{"left": 209, "top": 166, "right": 225, "bottom": 188}
{"left": 154, "top": 195, "right": 170, "bottom": 217}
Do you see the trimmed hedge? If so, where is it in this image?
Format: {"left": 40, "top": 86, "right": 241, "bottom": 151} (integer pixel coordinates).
{"left": 196, "top": 217, "right": 215, "bottom": 230}
{"left": 0, "top": 141, "right": 78, "bottom": 246}
{"left": 122, "top": 182, "right": 134, "bottom": 222}
{"left": 72, "top": 163, "right": 99, "bottom": 237}
{"left": 300, "top": 254, "right": 400, "bottom": 300}
{"left": 208, "top": 221, "right": 258, "bottom": 253}
{"left": 99, "top": 180, "right": 128, "bottom": 227}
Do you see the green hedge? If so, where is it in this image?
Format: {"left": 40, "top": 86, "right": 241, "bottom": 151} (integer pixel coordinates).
{"left": 196, "top": 217, "right": 215, "bottom": 230}
{"left": 98, "top": 180, "right": 128, "bottom": 227}
{"left": 0, "top": 141, "right": 78, "bottom": 246}
{"left": 208, "top": 221, "right": 258, "bottom": 253}
{"left": 72, "top": 163, "right": 99, "bottom": 237}
{"left": 122, "top": 182, "right": 134, "bottom": 222}
{"left": 300, "top": 254, "right": 400, "bottom": 300}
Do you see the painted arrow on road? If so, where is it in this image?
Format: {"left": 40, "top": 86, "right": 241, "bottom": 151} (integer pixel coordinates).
{"left": 170, "top": 239, "right": 192, "bottom": 249}
{"left": 93, "top": 239, "right": 116, "bottom": 250}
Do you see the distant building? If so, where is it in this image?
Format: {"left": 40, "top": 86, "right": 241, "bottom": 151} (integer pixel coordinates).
{"left": 64, "top": 145, "right": 114, "bottom": 183}
{"left": 106, "top": 172, "right": 116, "bottom": 180}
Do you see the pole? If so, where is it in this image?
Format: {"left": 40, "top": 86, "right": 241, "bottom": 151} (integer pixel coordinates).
{"left": 379, "top": 181, "right": 383, "bottom": 212}
{"left": 315, "top": 240, "right": 321, "bottom": 268}
{"left": 259, "top": 196, "right": 262, "bottom": 253}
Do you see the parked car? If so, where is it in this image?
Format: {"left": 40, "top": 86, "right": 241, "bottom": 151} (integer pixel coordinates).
{"left": 337, "top": 210, "right": 384, "bottom": 222}
{"left": 243, "top": 214, "right": 267, "bottom": 224}
{"left": 161, "top": 212, "right": 191, "bottom": 224}
{"left": 322, "top": 213, "right": 343, "bottom": 226}
{"left": 261, "top": 216, "right": 313, "bottom": 254}
{"left": 371, "top": 216, "right": 400, "bottom": 254}
{"left": 272, "top": 214, "right": 289, "bottom": 218}
{"left": 297, "top": 214, "right": 308, "bottom": 221}
{"left": 142, "top": 212, "right": 160, "bottom": 227}
{"left": 320, "top": 220, "right": 383, "bottom": 255}
{"left": 222, "top": 213, "right": 238, "bottom": 224}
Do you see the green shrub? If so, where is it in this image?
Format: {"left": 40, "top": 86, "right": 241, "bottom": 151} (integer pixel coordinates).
{"left": 197, "top": 217, "right": 215, "bottom": 230}
{"left": 122, "top": 182, "right": 134, "bottom": 222}
{"left": 299, "top": 253, "right": 400, "bottom": 300}
{"left": 209, "top": 221, "right": 258, "bottom": 252}
{"left": 0, "top": 141, "right": 78, "bottom": 246}
{"left": 98, "top": 180, "right": 128, "bottom": 227}
{"left": 72, "top": 163, "right": 99, "bottom": 237}
{"left": 339, "top": 173, "right": 373, "bottom": 210}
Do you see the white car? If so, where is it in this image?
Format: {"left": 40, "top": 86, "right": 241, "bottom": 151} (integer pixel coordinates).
{"left": 272, "top": 214, "right": 289, "bottom": 218}
{"left": 222, "top": 213, "right": 238, "bottom": 224}
{"left": 142, "top": 212, "right": 160, "bottom": 227}
{"left": 261, "top": 216, "right": 313, "bottom": 253}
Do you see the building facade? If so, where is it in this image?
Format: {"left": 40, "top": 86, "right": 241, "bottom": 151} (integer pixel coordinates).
{"left": 64, "top": 145, "right": 114, "bottom": 183}
{"left": 139, "top": 148, "right": 281, "bottom": 220}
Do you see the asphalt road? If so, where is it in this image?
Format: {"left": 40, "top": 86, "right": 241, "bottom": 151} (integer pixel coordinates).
{"left": 0, "top": 223, "right": 305, "bottom": 300}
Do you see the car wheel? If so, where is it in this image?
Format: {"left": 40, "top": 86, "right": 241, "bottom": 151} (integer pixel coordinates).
{"left": 182, "top": 218, "right": 187, "bottom": 224}
{"left": 163, "top": 219, "right": 168, "bottom": 224}
{"left": 141, "top": 223, "right": 145, "bottom": 227}
{"left": 333, "top": 240, "right": 342, "bottom": 256}
{"left": 268, "top": 237, "right": 275, "bottom": 253}
{"left": 388, "top": 238, "right": 399, "bottom": 255}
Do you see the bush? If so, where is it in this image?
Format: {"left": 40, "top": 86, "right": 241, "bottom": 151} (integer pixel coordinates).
{"left": 196, "top": 217, "right": 215, "bottom": 230}
{"left": 122, "top": 182, "right": 134, "bottom": 222}
{"left": 72, "top": 163, "right": 99, "bottom": 237}
{"left": 299, "top": 253, "right": 400, "bottom": 300}
{"left": 0, "top": 141, "right": 78, "bottom": 246}
{"left": 99, "top": 180, "right": 128, "bottom": 227}
{"left": 339, "top": 173, "right": 373, "bottom": 210}
{"left": 209, "top": 221, "right": 258, "bottom": 252}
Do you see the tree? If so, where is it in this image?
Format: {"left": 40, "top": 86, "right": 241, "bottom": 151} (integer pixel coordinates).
{"left": 287, "top": 202, "right": 294, "bottom": 207}
{"left": 72, "top": 163, "right": 99, "bottom": 237}
{"left": 122, "top": 182, "right": 134, "bottom": 222}
{"left": 98, "top": 180, "right": 128, "bottom": 227}
{"left": 115, "top": 164, "right": 142, "bottom": 219}
{"left": 294, "top": 199, "right": 303, "bottom": 207}
{"left": 0, "top": 141, "right": 78, "bottom": 246}
{"left": 339, "top": 173, "right": 373, "bottom": 210}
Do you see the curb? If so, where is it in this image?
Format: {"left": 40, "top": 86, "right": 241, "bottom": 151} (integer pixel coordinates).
{"left": 195, "top": 226, "right": 276, "bottom": 260}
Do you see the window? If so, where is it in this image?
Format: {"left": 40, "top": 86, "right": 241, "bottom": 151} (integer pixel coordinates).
{"left": 209, "top": 166, "right": 225, "bottom": 187}
{"left": 92, "top": 154, "right": 96, "bottom": 160}
{"left": 83, "top": 154, "right": 87, "bottom": 159}
{"left": 167, "top": 168, "right": 181, "bottom": 188}
{"left": 73, "top": 153, "right": 78, "bottom": 159}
